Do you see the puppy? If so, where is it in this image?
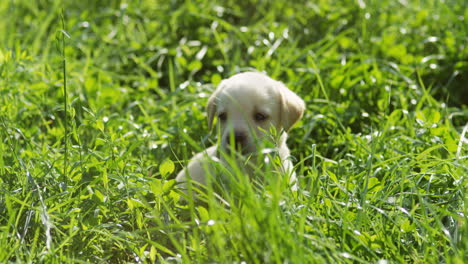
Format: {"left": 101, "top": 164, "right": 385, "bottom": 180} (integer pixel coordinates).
{"left": 176, "top": 72, "right": 305, "bottom": 192}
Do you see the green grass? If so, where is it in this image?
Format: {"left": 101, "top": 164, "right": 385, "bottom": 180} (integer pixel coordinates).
{"left": 1, "top": 0, "right": 467, "bottom": 262}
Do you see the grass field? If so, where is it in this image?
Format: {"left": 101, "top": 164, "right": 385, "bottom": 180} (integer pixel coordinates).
{"left": 1, "top": 0, "right": 467, "bottom": 263}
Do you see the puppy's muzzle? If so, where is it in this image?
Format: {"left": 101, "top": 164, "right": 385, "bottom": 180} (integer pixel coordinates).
{"left": 224, "top": 130, "right": 249, "bottom": 154}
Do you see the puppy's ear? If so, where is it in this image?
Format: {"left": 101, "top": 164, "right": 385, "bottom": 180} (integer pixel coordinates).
{"left": 206, "top": 81, "right": 225, "bottom": 131}
{"left": 206, "top": 92, "right": 217, "bottom": 131}
{"left": 278, "top": 82, "right": 305, "bottom": 131}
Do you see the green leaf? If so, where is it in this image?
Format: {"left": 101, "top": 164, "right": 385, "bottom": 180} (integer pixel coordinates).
{"left": 188, "top": 60, "right": 202, "bottom": 72}
{"left": 197, "top": 206, "right": 210, "bottom": 222}
{"left": 211, "top": 73, "right": 222, "bottom": 86}
{"left": 159, "top": 159, "right": 175, "bottom": 178}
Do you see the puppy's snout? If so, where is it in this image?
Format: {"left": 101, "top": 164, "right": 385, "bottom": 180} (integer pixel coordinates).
{"left": 226, "top": 131, "right": 247, "bottom": 146}
{"left": 234, "top": 131, "right": 247, "bottom": 145}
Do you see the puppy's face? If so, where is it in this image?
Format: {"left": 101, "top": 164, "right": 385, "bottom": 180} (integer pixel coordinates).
{"left": 207, "top": 72, "right": 305, "bottom": 155}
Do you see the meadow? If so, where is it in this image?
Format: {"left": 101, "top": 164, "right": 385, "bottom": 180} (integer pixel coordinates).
{"left": 0, "top": 0, "right": 467, "bottom": 263}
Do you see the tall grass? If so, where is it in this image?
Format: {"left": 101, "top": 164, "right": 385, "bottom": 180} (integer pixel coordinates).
{"left": 0, "top": 0, "right": 467, "bottom": 263}
{"left": 59, "top": 10, "right": 70, "bottom": 180}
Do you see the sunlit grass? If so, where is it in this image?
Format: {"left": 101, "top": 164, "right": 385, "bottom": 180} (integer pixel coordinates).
{"left": 0, "top": 0, "right": 467, "bottom": 263}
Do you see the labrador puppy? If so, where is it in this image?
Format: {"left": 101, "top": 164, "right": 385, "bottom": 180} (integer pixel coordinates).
{"left": 176, "top": 72, "right": 305, "bottom": 192}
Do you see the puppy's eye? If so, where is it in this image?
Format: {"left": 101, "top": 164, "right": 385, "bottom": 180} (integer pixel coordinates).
{"left": 254, "top": 113, "right": 267, "bottom": 122}
{"left": 218, "top": 112, "right": 227, "bottom": 122}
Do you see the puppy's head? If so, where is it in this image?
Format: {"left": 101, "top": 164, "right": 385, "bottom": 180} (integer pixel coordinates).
{"left": 207, "top": 72, "right": 305, "bottom": 155}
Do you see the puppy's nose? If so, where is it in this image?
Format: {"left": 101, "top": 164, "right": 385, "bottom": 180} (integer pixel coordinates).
{"left": 227, "top": 131, "right": 247, "bottom": 146}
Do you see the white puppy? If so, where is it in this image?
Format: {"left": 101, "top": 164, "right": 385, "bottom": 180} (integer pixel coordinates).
{"left": 176, "top": 72, "right": 305, "bottom": 192}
